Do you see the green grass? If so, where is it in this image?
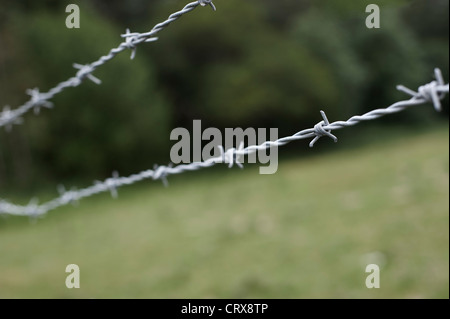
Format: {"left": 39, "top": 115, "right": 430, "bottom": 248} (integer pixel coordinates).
{"left": 0, "top": 127, "right": 448, "bottom": 299}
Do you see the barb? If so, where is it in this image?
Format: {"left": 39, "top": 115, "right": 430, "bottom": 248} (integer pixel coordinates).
{"left": 198, "top": 0, "right": 217, "bottom": 11}
{"left": 0, "top": 1, "right": 213, "bottom": 130}
{"left": 26, "top": 88, "right": 54, "bottom": 115}
{"left": 309, "top": 111, "right": 338, "bottom": 148}
{"left": 72, "top": 63, "right": 102, "bottom": 85}
{"left": 397, "top": 68, "right": 447, "bottom": 112}
{"left": 0, "top": 106, "right": 23, "bottom": 132}
{"left": 218, "top": 142, "right": 245, "bottom": 169}
{"left": 153, "top": 164, "right": 171, "bottom": 187}
{"left": 1, "top": 69, "right": 448, "bottom": 217}
{"left": 98, "top": 171, "right": 120, "bottom": 198}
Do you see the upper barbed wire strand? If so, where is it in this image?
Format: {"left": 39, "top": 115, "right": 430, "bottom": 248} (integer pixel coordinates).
{"left": 0, "top": 1, "right": 215, "bottom": 130}
{"left": 0, "top": 69, "right": 448, "bottom": 217}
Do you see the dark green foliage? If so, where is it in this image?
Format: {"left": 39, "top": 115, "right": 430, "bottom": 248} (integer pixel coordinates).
{"left": 0, "top": 6, "right": 170, "bottom": 188}
{"left": 0, "top": 0, "right": 447, "bottom": 190}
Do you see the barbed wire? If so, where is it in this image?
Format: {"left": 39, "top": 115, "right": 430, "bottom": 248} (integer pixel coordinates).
{"left": 0, "top": 1, "right": 216, "bottom": 131}
{"left": 1, "top": 68, "right": 448, "bottom": 217}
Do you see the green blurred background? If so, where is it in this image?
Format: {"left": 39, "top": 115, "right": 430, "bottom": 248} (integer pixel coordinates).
{"left": 0, "top": 0, "right": 448, "bottom": 298}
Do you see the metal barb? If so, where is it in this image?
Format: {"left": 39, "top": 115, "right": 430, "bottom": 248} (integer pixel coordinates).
{"left": 122, "top": 29, "right": 158, "bottom": 60}
{"left": 0, "top": 106, "right": 23, "bottom": 132}
{"left": 396, "top": 68, "right": 447, "bottom": 112}
{"left": 26, "top": 198, "right": 42, "bottom": 222}
{"left": 0, "top": 1, "right": 205, "bottom": 130}
{"left": 0, "top": 55, "right": 448, "bottom": 218}
{"left": 27, "top": 88, "right": 54, "bottom": 115}
{"left": 0, "top": 69, "right": 448, "bottom": 217}
{"left": 218, "top": 143, "right": 244, "bottom": 169}
{"left": 123, "top": 29, "right": 139, "bottom": 60}
{"left": 58, "top": 185, "right": 80, "bottom": 206}
{"left": 73, "top": 63, "right": 102, "bottom": 85}
{"left": 309, "top": 110, "right": 338, "bottom": 148}
{"left": 104, "top": 171, "right": 120, "bottom": 198}
{"left": 153, "top": 165, "right": 170, "bottom": 187}
{"left": 198, "top": 0, "right": 216, "bottom": 11}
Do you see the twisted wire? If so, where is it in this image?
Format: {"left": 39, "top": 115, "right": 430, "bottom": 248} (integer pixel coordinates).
{"left": 1, "top": 69, "right": 447, "bottom": 217}
{"left": 0, "top": 1, "right": 215, "bottom": 130}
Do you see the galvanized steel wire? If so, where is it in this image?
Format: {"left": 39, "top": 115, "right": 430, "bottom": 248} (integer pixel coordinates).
{"left": 0, "top": 1, "right": 215, "bottom": 130}
{"left": 1, "top": 69, "right": 448, "bottom": 217}
{"left": 0, "top": 1, "right": 448, "bottom": 217}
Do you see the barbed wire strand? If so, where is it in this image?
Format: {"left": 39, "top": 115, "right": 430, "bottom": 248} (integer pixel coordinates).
{"left": 0, "top": 68, "right": 448, "bottom": 217}
{"left": 0, "top": 1, "right": 216, "bottom": 131}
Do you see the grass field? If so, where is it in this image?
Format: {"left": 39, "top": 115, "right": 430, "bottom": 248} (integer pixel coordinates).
{"left": 0, "top": 127, "right": 448, "bottom": 299}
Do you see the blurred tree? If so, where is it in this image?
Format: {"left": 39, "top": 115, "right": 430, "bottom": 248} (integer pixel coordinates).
{"left": 291, "top": 8, "right": 368, "bottom": 120}
{"left": 292, "top": 0, "right": 438, "bottom": 124}
{"left": 148, "top": 0, "right": 338, "bottom": 133}
{"left": 90, "top": 0, "right": 153, "bottom": 25}
{"left": 0, "top": 0, "right": 447, "bottom": 192}
{"left": 350, "top": 7, "right": 430, "bottom": 119}
{"left": 199, "top": 35, "right": 339, "bottom": 131}
{"left": 0, "top": 8, "right": 170, "bottom": 188}
{"left": 257, "top": 0, "right": 310, "bottom": 29}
